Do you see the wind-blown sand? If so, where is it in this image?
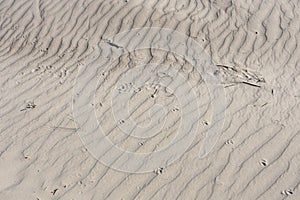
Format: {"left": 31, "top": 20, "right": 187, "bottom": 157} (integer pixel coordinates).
{"left": 0, "top": 0, "right": 300, "bottom": 199}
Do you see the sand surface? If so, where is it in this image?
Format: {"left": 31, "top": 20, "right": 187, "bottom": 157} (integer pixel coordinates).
{"left": 0, "top": 0, "right": 300, "bottom": 199}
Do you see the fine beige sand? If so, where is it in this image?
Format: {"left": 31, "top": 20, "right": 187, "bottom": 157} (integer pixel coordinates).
{"left": 0, "top": 0, "right": 300, "bottom": 199}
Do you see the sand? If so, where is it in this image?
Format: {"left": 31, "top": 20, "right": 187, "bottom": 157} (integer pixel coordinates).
{"left": 0, "top": 0, "right": 299, "bottom": 199}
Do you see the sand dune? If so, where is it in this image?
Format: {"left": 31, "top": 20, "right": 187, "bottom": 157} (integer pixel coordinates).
{"left": 0, "top": 0, "right": 299, "bottom": 199}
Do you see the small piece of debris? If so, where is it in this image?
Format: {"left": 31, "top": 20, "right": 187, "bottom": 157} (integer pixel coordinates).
{"left": 172, "top": 107, "right": 179, "bottom": 112}
{"left": 241, "top": 81, "right": 261, "bottom": 88}
{"left": 225, "top": 140, "right": 234, "bottom": 145}
{"left": 138, "top": 142, "right": 144, "bottom": 146}
{"left": 281, "top": 189, "right": 294, "bottom": 196}
{"left": 31, "top": 68, "right": 39, "bottom": 73}
{"left": 51, "top": 188, "right": 58, "bottom": 195}
{"left": 260, "top": 159, "right": 268, "bottom": 167}
{"left": 26, "top": 101, "right": 37, "bottom": 109}
{"left": 261, "top": 102, "right": 268, "bottom": 107}
{"left": 154, "top": 167, "right": 164, "bottom": 175}
{"left": 21, "top": 101, "right": 37, "bottom": 111}
{"left": 118, "top": 119, "right": 125, "bottom": 124}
